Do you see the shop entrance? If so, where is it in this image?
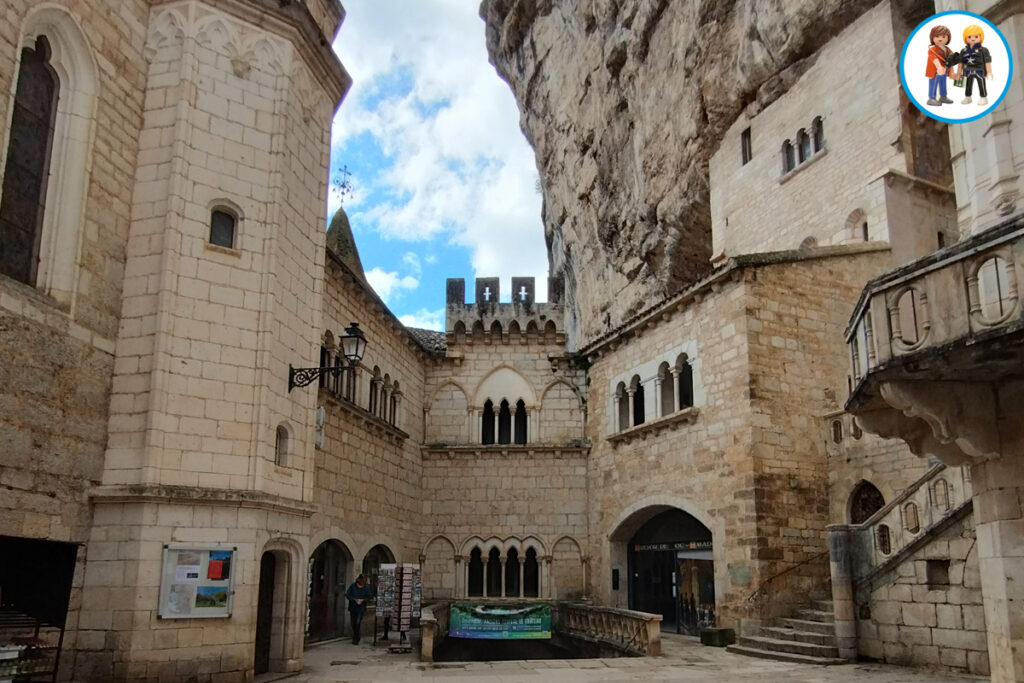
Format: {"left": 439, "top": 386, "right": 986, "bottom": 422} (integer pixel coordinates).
{"left": 625, "top": 508, "right": 715, "bottom": 633}
{"left": 307, "top": 540, "right": 352, "bottom": 642}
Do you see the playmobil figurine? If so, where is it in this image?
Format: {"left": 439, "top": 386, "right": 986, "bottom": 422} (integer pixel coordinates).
{"left": 925, "top": 25, "right": 953, "bottom": 106}
{"left": 954, "top": 24, "right": 994, "bottom": 105}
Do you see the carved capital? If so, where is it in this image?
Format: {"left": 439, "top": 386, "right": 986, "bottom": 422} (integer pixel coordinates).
{"left": 854, "top": 380, "right": 998, "bottom": 466}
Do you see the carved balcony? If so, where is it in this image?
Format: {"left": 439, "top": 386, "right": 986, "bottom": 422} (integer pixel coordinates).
{"left": 844, "top": 215, "right": 1024, "bottom": 466}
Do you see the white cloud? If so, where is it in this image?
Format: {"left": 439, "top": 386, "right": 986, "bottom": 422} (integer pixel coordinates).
{"left": 331, "top": 1, "right": 549, "bottom": 294}
{"left": 364, "top": 267, "right": 419, "bottom": 304}
{"left": 402, "top": 252, "right": 422, "bottom": 277}
{"left": 399, "top": 308, "right": 445, "bottom": 331}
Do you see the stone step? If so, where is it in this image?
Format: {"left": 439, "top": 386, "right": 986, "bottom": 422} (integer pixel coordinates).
{"left": 737, "top": 635, "right": 840, "bottom": 659}
{"left": 775, "top": 617, "right": 836, "bottom": 635}
{"left": 808, "top": 590, "right": 832, "bottom": 602}
{"left": 812, "top": 599, "right": 834, "bottom": 612}
{"left": 760, "top": 626, "right": 835, "bottom": 646}
{"left": 793, "top": 608, "right": 835, "bottom": 623}
{"left": 726, "top": 644, "right": 847, "bottom": 666}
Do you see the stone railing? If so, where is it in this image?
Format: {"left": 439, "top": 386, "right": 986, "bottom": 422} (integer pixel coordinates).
{"left": 846, "top": 217, "right": 1024, "bottom": 388}
{"left": 419, "top": 602, "right": 450, "bottom": 663}
{"left": 848, "top": 463, "right": 972, "bottom": 581}
{"left": 555, "top": 603, "right": 662, "bottom": 656}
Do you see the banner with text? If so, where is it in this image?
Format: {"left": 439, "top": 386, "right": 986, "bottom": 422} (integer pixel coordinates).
{"left": 449, "top": 603, "right": 551, "bottom": 639}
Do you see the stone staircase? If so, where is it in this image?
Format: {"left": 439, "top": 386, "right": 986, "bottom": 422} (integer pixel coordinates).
{"left": 726, "top": 596, "right": 845, "bottom": 665}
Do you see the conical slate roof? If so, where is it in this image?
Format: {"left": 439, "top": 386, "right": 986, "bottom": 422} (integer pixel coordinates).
{"left": 326, "top": 207, "right": 365, "bottom": 281}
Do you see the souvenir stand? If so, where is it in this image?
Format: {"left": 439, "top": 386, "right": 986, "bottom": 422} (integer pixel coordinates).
{"left": 374, "top": 564, "right": 421, "bottom": 653}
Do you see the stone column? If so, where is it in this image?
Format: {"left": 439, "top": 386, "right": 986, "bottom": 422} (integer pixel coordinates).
{"left": 482, "top": 557, "right": 489, "bottom": 597}
{"left": 653, "top": 376, "right": 663, "bottom": 418}
{"left": 971, "top": 456, "right": 1024, "bottom": 683}
{"left": 500, "top": 556, "right": 507, "bottom": 597}
{"left": 519, "top": 557, "right": 525, "bottom": 597}
{"left": 613, "top": 393, "right": 621, "bottom": 432}
{"left": 670, "top": 369, "right": 680, "bottom": 412}
{"left": 454, "top": 555, "right": 464, "bottom": 598}
{"left": 827, "top": 524, "right": 857, "bottom": 660}
{"left": 626, "top": 389, "right": 635, "bottom": 427}
{"left": 493, "top": 412, "right": 499, "bottom": 442}
{"left": 469, "top": 409, "right": 477, "bottom": 443}
{"left": 526, "top": 413, "right": 532, "bottom": 443}
{"left": 543, "top": 555, "right": 553, "bottom": 599}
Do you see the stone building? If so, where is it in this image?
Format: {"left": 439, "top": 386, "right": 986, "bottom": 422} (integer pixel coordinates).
{"left": 0, "top": 0, "right": 1016, "bottom": 682}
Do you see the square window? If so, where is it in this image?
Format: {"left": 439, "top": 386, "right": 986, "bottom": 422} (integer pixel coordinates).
{"left": 926, "top": 559, "right": 950, "bottom": 588}
{"left": 210, "top": 209, "right": 235, "bottom": 248}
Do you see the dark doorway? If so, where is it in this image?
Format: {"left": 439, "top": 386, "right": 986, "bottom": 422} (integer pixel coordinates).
{"left": 627, "top": 508, "right": 714, "bottom": 633}
{"left": 307, "top": 540, "right": 350, "bottom": 642}
{"left": 254, "top": 552, "right": 275, "bottom": 675}
{"left": 849, "top": 481, "right": 885, "bottom": 524}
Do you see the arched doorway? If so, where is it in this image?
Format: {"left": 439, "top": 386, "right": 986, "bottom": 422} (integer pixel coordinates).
{"left": 360, "top": 544, "right": 395, "bottom": 638}
{"left": 613, "top": 507, "right": 714, "bottom": 634}
{"left": 849, "top": 480, "right": 885, "bottom": 524}
{"left": 254, "top": 548, "right": 294, "bottom": 674}
{"left": 307, "top": 540, "right": 353, "bottom": 642}
{"left": 255, "top": 553, "right": 275, "bottom": 674}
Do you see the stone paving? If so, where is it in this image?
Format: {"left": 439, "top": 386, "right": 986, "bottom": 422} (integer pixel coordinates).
{"left": 266, "top": 633, "right": 987, "bottom": 682}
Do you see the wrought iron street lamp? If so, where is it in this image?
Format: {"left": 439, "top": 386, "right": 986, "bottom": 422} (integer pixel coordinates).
{"left": 288, "top": 322, "right": 367, "bottom": 392}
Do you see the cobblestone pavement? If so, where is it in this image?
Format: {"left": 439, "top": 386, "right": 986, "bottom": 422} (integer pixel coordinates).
{"left": 264, "top": 633, "right": 987, "bottom": 683}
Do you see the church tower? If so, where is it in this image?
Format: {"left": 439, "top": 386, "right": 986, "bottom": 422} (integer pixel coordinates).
{"left": 78, "top": 1, "right": 350, "bottom": 680}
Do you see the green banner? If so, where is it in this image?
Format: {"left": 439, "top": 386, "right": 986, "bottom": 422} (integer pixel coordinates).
{"left": 449, "top": 603, "right": 551, "bottom": 639}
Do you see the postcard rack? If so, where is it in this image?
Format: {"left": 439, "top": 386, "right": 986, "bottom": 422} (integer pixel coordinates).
{"left": 0, "top": 607, "right": 63, "bottom": 683}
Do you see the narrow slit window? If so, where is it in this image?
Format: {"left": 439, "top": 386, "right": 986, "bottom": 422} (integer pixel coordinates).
{"left": 740, "top": 127, "right": 752, "bottom": 165}
{"left": 210, "top": 209, "right": 236, "bottom": 248}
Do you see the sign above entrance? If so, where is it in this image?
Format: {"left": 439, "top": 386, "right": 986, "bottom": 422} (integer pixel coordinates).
{"left": 633, "top": 540, "right": 712, "bottom": 552}
{"left": 449, "top": 603, "right": 551, "bottom": 639}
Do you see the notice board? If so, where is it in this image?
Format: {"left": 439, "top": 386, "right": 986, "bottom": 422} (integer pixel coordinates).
{"left": 157, "top": 545, "right": 236, "bottom": 619}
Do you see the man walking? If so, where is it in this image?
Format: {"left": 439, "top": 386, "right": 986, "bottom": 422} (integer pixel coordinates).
{"left": 345, "top": 574, "right": 372, "bottom": 644}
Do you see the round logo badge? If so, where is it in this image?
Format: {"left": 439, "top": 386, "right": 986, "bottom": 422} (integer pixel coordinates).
{"left": 899, "top": 11, "right": 1013, "bottom": 123}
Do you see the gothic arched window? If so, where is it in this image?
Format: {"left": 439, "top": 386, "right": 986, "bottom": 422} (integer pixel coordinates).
{"left": 482, "top": 400, "right": 495, "bottom": 445}
{"left": 0, "top": 36, "right": 59, "bottom": 285}
{"left": 505, "top": 547, "right": 520, "bottom": 597}
{"left": 678, "top": 357, "right": 693, "bottom": 408}
{"left": 849, "top": 480, "right": 885, "bottom": 524}
{"left": 487, "top": 547, "right": 502, "bottom": 596}
{"left": 498, "top": 399, "right": 512, "bottom": 444}
{"left": 523, "top": 547, "right": 539, "bottom": 597}
{"left": 467, "top": 547, "right": 483, "bottom": 597}
{"left": 631, "top": 376, "right": 645, "bottom": 426}
{"left": 514, "top": 399, "right": 527, "bottom": 444}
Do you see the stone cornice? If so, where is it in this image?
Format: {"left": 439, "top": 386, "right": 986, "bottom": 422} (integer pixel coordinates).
{"left": 606, "top": 407, "right": 699, "bottom": 445}
{"left": 89, "top": 484, "right": 317, "bottom": 516}
{"left": 151, "top": 0, "right": 352, "bottom": 105}
{"left": 421, "top": 443, "right": 590, "bottom": 459}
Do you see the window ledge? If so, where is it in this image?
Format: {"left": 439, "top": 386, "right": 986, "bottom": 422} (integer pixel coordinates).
{"left": 205, "top": 242, "right": 241, "bottom": 258}
{"left": 779, "top": 146, "right": 828, "bottom": 185}
{"left": 320, "top": 388, "right": 408, "bottom": 442}
{"left": 607, "top": 406, "right": 700, "bottom": 445}
{"left": 421, "top": 442, "right": 591, "bottom": 458}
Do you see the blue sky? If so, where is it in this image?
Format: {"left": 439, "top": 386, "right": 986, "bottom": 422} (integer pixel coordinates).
{"left": 328, "top": 1, "right": 548, "bottom": 331}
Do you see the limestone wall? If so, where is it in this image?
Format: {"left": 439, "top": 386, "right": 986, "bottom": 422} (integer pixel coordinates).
{"left": 856, "top": 513, "right": 988, "bottom": 676}
{"left": 311, "top": 254, "right": 430, "bottom": 571}
{"left": 709, "top": 3, "right": 905, "bottom": 259}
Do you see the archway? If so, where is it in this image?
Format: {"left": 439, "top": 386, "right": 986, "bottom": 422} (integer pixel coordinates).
{"left": 307, "top": 539, "right": 353, "bottom": 642}
{"left": 254, "top": 547, "right": 294, "bottom": 674}
{"left": 361, "top": 544, "right": 395, "bottom": 638}
{"left": 849, "top": 480, "right": 885, "bottom": 524}
{"left": 612, "top": 507, "right": 714, "bottom": 633}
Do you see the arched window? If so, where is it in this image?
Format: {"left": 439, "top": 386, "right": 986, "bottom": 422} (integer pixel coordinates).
{"left": 0, "top": 36, "right": 58, "bottom": 285}
{"left": 812, "top": 116, "right": 824, "bottom": 152}
{"left": 904, "top": 502, "right": 920, "bottom": 533}
{"left": 209, "top": 208, "right": 236, "bottom": 248}
{"left": 389, "top": 381, "right": 400, "bottom": 426}
{"left": 781, "top": 140, "right": 795, "bottom": 173}
{"left": 677, "top": 357, "right": 693, "bottom": 408}
{"left": 831, "top": 420, "right": 844, "bottom": 444}
{"left": 514, "top": 399, "right": 527, "bottom": 444}
{"left": 487, "top": 548, "right": 502, "bottom": 597}
{"left": 319, "top": 345, "right": 330, "bottom": 389}
{"left": 658, "top": 362, "right": 673, "bottom": 416}
{"left": 523, "top": 547, "right": 539, "bottom": 597}
{"left": 849, "top": 480, "right": 885, "bottom": 524}
{"left": 505, "top": 547, "right": 520, "bottom": 597}
{"left": 489, "top": 319, "right": 502, "bottom": 343}
{"left": 616, "top": 382, "right": 629, "bottom": 432}
{"left": 631, "top": 376, "right": 645, "bottom": 426}
{"left": 933, "top": 479, "right": 950, "bottom": 511}
{"left": 368, "top": 367, "right": 380, "bottom": 414}
{"left": 498, "top": 399, "right": 512, "bottom": 444}
{"left": 274, "top": 425, "right": 289, "bottom": 466}
{"left": 467, "top": 548, "right": 483, "bottom": 597}
{"left": 876, "top": 525, "right": 891, "bottom": 555}
{"left": 797, "top": 128, "right": 811, "bottom": 163}
{"left": 482, "top": 400, "right": 495, "bottom": 445}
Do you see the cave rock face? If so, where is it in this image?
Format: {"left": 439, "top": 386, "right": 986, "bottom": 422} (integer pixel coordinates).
{"left": 480, "top": 0, "right": 878, "bottom": 347}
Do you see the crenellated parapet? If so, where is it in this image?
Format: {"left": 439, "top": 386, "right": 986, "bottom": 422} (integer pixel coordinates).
{"left": 446, "top": 277, "right": 565, "bottom": 345}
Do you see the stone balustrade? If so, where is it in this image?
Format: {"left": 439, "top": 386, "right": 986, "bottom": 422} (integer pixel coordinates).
{"left": 555, "top": 603, "right": 662, "bottom": 656}
{"left": 419, "top": 602, "right": 450, "bottom": 663}
{"left": 846, "top": 217, "right": 1024, "bottom": 391}
{"left": 848, "top": 464, "right": 972, "bottom": 580}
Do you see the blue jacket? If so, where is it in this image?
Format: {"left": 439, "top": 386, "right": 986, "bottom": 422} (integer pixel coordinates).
{"left": 345, "top": 581, "right": 372, "bottom": 611}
